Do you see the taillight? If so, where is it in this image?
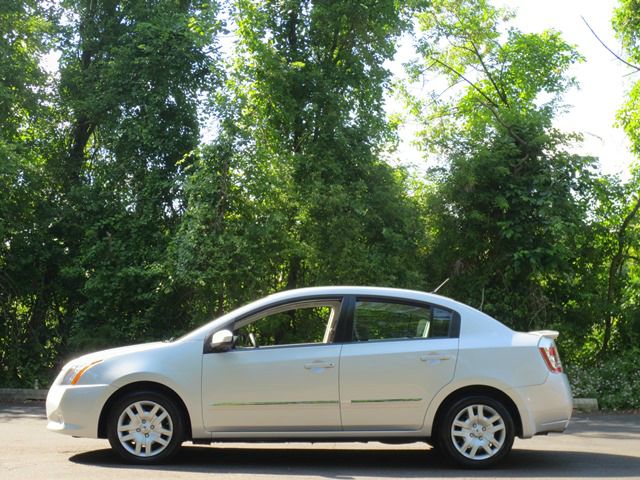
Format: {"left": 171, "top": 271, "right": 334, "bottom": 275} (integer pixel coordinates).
{"left": 539, "top": 344, "right": 563, "bottom": 373}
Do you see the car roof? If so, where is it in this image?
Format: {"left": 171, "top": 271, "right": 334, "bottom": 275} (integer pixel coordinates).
{"left": 179, "top": 285, "right": 506, "bottom": 342}
{"left": 258, "top": 286, "right": 468, "bottom": 310}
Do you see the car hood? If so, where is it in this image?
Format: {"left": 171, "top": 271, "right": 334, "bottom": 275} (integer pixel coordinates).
{"left": 63, "top": 341, "right": 167, "bottom": 369}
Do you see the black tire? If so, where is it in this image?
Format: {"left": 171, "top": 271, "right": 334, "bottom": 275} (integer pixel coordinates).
{"left": 107, "top": 390, "right": 185, "bottom": 464}
{"left": 436, "top": 395, "right": 514, "bottom": 468}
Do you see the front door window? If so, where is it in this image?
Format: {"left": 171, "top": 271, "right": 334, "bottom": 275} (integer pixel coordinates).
{"left": 235, "top": 303, "right": 338, "bottom": 347}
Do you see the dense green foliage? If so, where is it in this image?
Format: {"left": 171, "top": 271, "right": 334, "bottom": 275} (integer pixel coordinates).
{"left": 411, "top": 0, "right": 596, "bottom": 334}
{"left": 567, "top": 348, "right": 640, "bottom": 410}
{"left": 1, "top": 0, "right": 639, "bottom": 407}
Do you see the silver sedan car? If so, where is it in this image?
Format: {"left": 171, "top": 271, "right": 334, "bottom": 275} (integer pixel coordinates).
{"left": 46, "top": 286, "right": 572, "bottom": 467}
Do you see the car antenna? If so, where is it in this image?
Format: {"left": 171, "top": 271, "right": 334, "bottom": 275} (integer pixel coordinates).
{"left": 432, "top": 277, "right": 449, "bottom": 294}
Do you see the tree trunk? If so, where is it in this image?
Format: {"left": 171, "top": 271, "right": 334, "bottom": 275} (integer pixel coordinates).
{"left": 600, "top": 195, "right": 640, "bottom": 356}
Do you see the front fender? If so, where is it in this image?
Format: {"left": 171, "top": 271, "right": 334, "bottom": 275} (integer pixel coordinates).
{"left": 99, "top": 340, "right": 206, "bottom": 439}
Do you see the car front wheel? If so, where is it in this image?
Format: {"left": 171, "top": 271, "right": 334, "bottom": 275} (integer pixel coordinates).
{"left": 107, "top": 390, "right": 184, "bottom": 463}
{"left": 437, "top": 395, "right": 515, "bottom": 468}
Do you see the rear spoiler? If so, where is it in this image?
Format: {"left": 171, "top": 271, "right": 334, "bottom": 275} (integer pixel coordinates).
{"left": 528, "top": 330, "right": 559, "bottom": 340}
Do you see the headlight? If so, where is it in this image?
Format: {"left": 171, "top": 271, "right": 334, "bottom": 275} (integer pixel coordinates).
{"left": 60, "top": 360, "right": 103, "bottom": 385}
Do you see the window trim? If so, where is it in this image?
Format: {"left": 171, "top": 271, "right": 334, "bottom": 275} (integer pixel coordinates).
{"left": 233, "top": 299, "right": 342, "bottom": 331}
{"left": 344, "top": 295, "right": 460, "bottom": 343}
{"left": 202, "top": 293, "right": 461, "bottom": 354}
{"left": 203, "top": 295, "right": 346, "bottom": 354}
{"left": 232, "top": 299, "right": 341, "bottom": 349}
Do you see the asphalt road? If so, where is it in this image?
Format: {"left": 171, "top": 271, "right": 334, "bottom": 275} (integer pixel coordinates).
{"left": 1, "top": 404, "right": 639, "bottom": 480}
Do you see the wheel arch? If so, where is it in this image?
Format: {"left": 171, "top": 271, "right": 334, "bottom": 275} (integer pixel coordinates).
{"left": 429, "top": 385, "right": 523, "bottom": 440}
{"left": 97, "top": 381, "right": 192, "bottom": 440}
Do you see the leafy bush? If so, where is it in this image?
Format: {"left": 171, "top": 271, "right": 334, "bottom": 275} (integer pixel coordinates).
{"left": 565, "top": 348, "right": 640, "bottom": 410}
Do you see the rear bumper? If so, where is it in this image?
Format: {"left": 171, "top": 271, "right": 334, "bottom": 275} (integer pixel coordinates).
{"left": 514, "top": 373, "right": 573, "bottom": 438}
{"left": 46, "top": 384, "right": 114, "bottom": 438}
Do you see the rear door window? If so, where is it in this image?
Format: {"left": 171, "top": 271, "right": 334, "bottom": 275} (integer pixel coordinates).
{"left": 352, "top": 300, "right": 453, "bottom": 341}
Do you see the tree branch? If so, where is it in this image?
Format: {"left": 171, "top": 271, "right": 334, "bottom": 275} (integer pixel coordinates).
{"left": 431, "top": 57, "right": 528, "bottom": 148}
{"left": 601, "top": 193, "right": 640, "bottom": 355}
{"left": 582, "top": 16, "right": 640, "bottom": 73}
{"left": 468, "top": 38, "right": 510, "bottom": 107}
{"left": 432, "top": 58, "right": 499, "bottom": 109}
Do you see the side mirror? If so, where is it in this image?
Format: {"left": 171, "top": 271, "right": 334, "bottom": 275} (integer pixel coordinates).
{"left": 210, "top": 329, "right": 234, "bottom": 352}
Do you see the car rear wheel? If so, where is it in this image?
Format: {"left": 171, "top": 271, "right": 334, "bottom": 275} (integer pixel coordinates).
{"left": 107, "top": 390, "right": 184, "bottom": 463}
{"left": 436, "top": 395, "right": 514, "bottom": 468}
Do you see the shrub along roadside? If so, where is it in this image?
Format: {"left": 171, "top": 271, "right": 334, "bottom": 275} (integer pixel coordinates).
{"left": 565, "top": 348, "right": 640, "bottom": 410}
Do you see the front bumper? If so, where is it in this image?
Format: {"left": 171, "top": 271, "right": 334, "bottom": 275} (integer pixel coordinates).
{"left": 514, "top": 372, "right": 573, "bottom": 438}
{"left": 46, "top": 384, "right": 114, "bottom": 438}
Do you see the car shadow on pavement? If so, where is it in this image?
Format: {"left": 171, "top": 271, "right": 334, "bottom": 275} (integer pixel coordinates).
{"left": 69, "top": 445, "right": 640, "bottom": 478}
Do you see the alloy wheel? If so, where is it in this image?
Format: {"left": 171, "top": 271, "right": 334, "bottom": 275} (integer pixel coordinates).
{"left": 116, "top": 400, "right": 174, "bottom": 458}
{"left": 450, "top": 403, "right": 506, "bottom": 461}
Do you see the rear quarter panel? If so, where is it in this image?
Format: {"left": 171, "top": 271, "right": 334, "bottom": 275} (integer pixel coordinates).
{"left": 422, "top": 306, "right": 549, "bottom": 437}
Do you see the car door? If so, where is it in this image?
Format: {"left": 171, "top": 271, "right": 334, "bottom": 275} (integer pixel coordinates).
{"left": 339, "top": 297, "right": 459, "bottom": 431}
{"left": 201, "top": 298, "right": 343, "bottom": 432}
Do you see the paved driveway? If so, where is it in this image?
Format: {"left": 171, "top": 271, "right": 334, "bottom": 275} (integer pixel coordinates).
{"left": 1, "top": 404, "right": 639, "bottom": 479}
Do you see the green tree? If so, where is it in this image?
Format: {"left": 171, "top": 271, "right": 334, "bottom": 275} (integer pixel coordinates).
{"left": 169, "top": 0, "right": 427, "bottom": 325}
{"left": 589, "top": 0, "right": 640, "bottom": 355}
{"left": 614, "top": 0, "right": 640, "bottom": 156}
{"left": 1, "top": 0, "right": 221, "bottom": 386}
{"left": 55, "top": 0, "right": 220, "bottom": 349}
{"left": 224, "top": 0, "right": 424, "bottom": 290}
{"left": 0, "top": 1, "right": 61, "bottom": 385}
{"left": 169, "top": 124, "right": 293, "bottom": 326}
{"left": 410, "top": 0, "right": 597, "bottom": 331}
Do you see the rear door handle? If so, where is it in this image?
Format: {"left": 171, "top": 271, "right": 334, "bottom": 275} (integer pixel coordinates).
{"left": 420, "top": 353, "right": 452, "bottom": 362}
{"left": 304, "top": 361, "right": 335, "bottom": 369}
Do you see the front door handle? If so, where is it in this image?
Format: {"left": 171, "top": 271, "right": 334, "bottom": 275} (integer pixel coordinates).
{"left": 420, "top": 353, "right": 452, "bottom": 362}
{"left": 304, "top": 361, "right": 335, "bottom": 369}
